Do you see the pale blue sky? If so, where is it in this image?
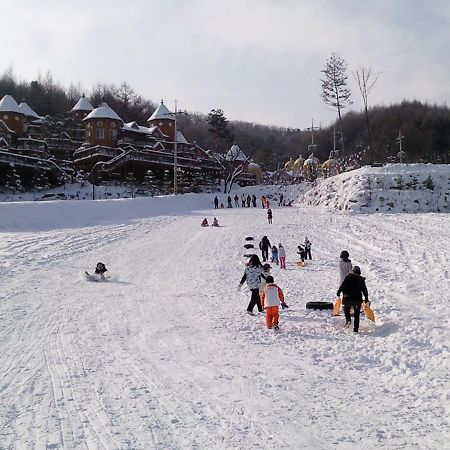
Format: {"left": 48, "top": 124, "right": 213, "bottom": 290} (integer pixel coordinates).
{"left": 1, "top": 0, "right": 449, "bottom": 128}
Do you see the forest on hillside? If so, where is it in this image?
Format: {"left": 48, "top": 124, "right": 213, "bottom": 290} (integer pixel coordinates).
{"left": 1, "top": 69, "right": 448, "bottom": 169}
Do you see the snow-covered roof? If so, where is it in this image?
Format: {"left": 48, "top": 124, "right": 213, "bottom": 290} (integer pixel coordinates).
{"left": 226, "top": 144, "right": 247, "bottom": 162}
{"left": 71, "top": 96, "right": 94, "bottom": 112}
{"left": 83, "top": 103, "right": 122, "bottom": 122}
{"left": 176, "top": 130, "right": 188, "bottom": 145}
{"left": 147, "top": 101, "right": 175, "bottom": 122}
{"left": 0, "top": 95, "right": 23, "bottom": 114}
{"left": 122, "top": 122, "right": 160, "bottom": 135}
{"left": 19, "top": 102, "right": 40, "bottom": 119}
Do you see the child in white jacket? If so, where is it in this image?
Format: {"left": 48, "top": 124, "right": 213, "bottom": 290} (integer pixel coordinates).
{"left": 260, "top": 276, "right": 288, "bottom": 330}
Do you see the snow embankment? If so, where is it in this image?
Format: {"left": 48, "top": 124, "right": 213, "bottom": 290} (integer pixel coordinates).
{"left": 301, "top": 164, "right": 450, "bottom": 213}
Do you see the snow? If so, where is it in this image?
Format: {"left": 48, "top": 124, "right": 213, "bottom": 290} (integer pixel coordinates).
{"left": 83, "top": 103, "right": 122, "bottom": 122}
{"left": 0, "top": 173, "right": 449, "bottom": 448}
{"left": 18, "top": 102, "right": 41, "bottom": 119}
{"left": 71, "top": 96, "right": 94, "bottom": 112}
{"left": 148, "top": 101, "right": 175, "bottom": 122}
{"left": 303, "top": 164, "right": 450, "bottom": 213}
{"left": 0, "top": 94, "right": 23, "bottom": 114}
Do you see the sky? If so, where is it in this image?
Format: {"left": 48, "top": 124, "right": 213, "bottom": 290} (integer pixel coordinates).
{"left": 1, "top": 0, "right": 449, "bottom": 128}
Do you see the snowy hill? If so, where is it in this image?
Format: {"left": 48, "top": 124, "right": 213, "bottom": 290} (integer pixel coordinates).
{"left": 302, "top": 164, "right": 450, "bottom": 213}
{"left": 0, "top": 187, "right": 448, "bottom": 449}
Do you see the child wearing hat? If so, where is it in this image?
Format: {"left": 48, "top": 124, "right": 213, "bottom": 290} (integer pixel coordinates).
{"left": 260, "top": 275, "right": 288, "bottom": 330}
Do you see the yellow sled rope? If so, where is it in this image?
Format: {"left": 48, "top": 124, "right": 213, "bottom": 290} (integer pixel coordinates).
{"left": 363, "top": 303, "right": 375, "bottom": 322}
{"left": 332, "top": 297, "right": 341, "bottom": 316}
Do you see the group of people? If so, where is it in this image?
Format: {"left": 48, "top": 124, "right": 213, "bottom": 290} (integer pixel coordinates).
{"left": 296, "top": 237, "right": 312, "bottom": 262}
{"left": 214, "top": 194, "right": 259, "bottom": 209}
{"left": 201, "top": 217, "right": 220, "bottom": 227}
{"left": 238, "top": 246, "right": 369, "bottom": 332}
{"left": 238, "top": 255, "right": 288, "bottom": 330}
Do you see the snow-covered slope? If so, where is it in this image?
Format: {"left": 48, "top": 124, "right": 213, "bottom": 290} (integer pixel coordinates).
{"left": 302, "top": 164, "right": 450, "bottom": 213}
{"left": 0, "top": 189, "right": 448, "bottom": 449}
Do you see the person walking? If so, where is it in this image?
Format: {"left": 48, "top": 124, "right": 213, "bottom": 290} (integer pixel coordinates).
{"left": 238, "top": 254, "right": 266, "bottom": 315}
{"left": 267, "top": 208, "right": 273, "bottom": 224}
{"left": 259, "top": 235, "right": 271, "bottom": 262}
{"left": 304, "top": 237, "right": 312, "bottom": 260}
{"left": 278, "top": 243, "right": 286, "bottom": 269}
{"left": 260, "top": 275, "right": 288, "bottom": 330}
{"left": 336, "top": 266, "right": 369, "bottom": 333}
{"left": 271, "top": 245, "right": 279, "bottom": 265}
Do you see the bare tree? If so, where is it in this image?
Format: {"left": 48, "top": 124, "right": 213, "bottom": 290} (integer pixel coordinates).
{"left": 321, "top": 53, "right": 352, "bottom": 157}
{"left": 353, "top": 67, "right": 380, "bottom": 153}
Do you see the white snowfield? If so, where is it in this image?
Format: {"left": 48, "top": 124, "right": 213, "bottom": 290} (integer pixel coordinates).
{"left": 0, "top": 189, "right": 449, "bottom": 449}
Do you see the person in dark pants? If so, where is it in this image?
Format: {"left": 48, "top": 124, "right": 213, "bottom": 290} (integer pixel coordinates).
{"left": 238, "top": 254, "right": 266, "bottom": 314}
{"left": 259, "top": 235, "right": 271, "bottom": 262}
{"left": 304, "top": 237, "right": 312, "bottom": 259}
{"left": 336, "top": 266, "right": 369, "bottom": 332}
{"left": 214, "top": 196, "right": 219, "bottom": 209}
{"left": 227, "top": 195, "right": 233, "bottom": 208}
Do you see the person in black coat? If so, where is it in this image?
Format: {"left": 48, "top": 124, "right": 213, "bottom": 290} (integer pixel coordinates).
{"left": 214, "top": 196, "right": 219, "bottom": 209}
{"left": 259, "top": 235, "right": 271, "bottom": 262}
{"left": 336, "top": 266, "right": 369, "bottom": 332}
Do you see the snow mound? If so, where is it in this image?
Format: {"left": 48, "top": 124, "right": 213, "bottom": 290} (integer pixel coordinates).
{"left": 302, "top": 164, "right": 450, "bottom": 213}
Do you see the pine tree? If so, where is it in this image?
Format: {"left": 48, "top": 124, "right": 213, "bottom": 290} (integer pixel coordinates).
{"left": 321, "top": 54, "right": 352, "bottom": 157}
{"left": 207, "top": 109, "right": 234, "bottom": 150}
{"left": 424, "top": 175, "right": 434, "bottom": 191}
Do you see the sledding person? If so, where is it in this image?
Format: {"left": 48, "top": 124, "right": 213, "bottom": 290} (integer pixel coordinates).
{"left": 212, "top": 217, "right": 220, "bottom": 227}
{"left": 259, "top": 235, "right": 271, "bottom": 262}
{"left": 238, "top": 254, "right": 266, "bottom": 315}
{"left": 304, "top": 237, "right": 312, "bottom": 259}
{"left": 339, "top": 250, "right": 352, "bottom": 284}
{"left": 214, "top": 196, "right": 219, "bottom": 209}
{"left": 267, "top": 208, "right": 273, "bottom": 224}
{"left": 336, "top": 266, "right": 369, "bottom": 333}
{"left": 271, "top": 245, "right": 279, "bottom": 265}
{"left": 260, "top": 275, "right": 288, "bottom": 330}
{"left": 95, "top": 262, "right": 108, "bottom": 280}
{"left": 201, "top": 218, "right": 209, "bottom": 227}
{"left": 278, "top": 243, "right": 286, "bottom": 269}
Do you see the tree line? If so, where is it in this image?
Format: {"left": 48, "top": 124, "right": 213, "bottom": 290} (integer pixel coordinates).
{"left": 1, "top": 66, "right": 448, "bottom": 169}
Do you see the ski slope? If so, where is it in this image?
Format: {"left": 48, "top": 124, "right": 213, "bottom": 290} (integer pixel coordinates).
{"left": 0, "top": 192, "right": 449, "bottom": 449}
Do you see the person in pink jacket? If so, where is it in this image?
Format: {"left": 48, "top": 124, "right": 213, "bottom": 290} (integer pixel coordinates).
{"left": 260, "top": 276, "right": 288, "bottom": 330}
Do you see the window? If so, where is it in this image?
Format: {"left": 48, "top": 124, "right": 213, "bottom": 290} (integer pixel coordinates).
{"left": 15, "top": 115, "right": 20, "bottom": 121}
{"left": 110, "top": 129, "right": 117, "bottom": 140}
{"left": 96, "top": 128, "right": 105, "bottom": 139}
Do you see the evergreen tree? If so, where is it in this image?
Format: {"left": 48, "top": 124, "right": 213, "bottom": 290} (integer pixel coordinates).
{"left": 207, "top": 109, "right": 234, "bottom": 150}
{"left": 424, "top": 175, "right": 434, "bottom": 191}
{"left": 321, "top": 54, "right": 352, "bottom": 157}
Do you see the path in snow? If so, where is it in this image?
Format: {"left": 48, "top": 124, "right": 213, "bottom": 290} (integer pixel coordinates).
{"left": 0, "top": 199, "right": 448, "bottom": 449}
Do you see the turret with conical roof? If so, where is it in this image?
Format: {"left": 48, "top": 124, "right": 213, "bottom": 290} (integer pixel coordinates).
{"left": 147, "top": 100, "right": 175, "bottom": 142}
{"left": 0, "top": 94, "right": 25, "bottom": 136}
{"left": 70, "top": 95, "right": 94, "bottom": 123}
{"left": 82, "top": 102, "right": 123, "bottom": 148}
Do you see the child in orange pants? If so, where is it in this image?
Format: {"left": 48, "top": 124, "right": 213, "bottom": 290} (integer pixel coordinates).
{"left": 260, "top": 276, "right": 288, "bottom": 330}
